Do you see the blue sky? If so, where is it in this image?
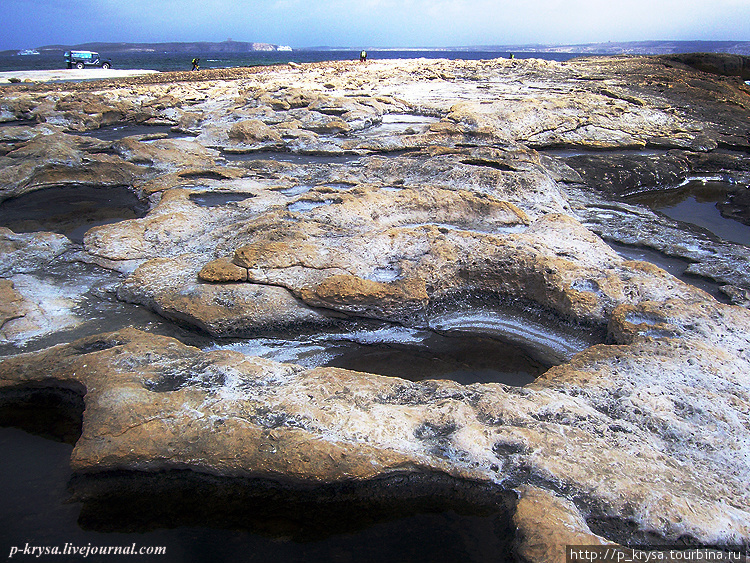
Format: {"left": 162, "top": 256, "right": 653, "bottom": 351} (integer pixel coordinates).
{"left": 3, "top": 0, "right": 750, "bottom": 50}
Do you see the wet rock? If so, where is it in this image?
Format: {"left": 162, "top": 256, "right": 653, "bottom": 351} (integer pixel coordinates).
{"left": 720, "top": 284, "right": 750, "bottom": 307}
{"left": 0, "top": 228, "right": 83, "bottom": 347}
{"left": 718, "top": 183, "right": 750, "bottom": 226}
{"left": 0, "top": 228, "right": 72, "bottom": 276}
{"left": 566, "top": 185, "right": 750, "bottom": 294}
{"left": 0, "top": 273, "right": 82, "bottom": 346}
{"left": 564, "top": 152, "right": 692, "bottom": 196}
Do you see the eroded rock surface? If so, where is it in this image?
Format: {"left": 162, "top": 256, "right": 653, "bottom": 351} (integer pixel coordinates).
{"left": 1, "top": 55, "right": 750, "bottom": 561}
{"left": 0, "top": 305, "right": 747, "bottom": 547}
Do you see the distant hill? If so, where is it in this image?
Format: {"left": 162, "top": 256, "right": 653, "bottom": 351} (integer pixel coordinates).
{"left": 502, "top": 41, "right": 750, "bottom": 56}
{"left": 35, "top": 40, "right": 281, "bottom": 54}
{"left": 309, "top": 41, "right": 750, "bottom": 55}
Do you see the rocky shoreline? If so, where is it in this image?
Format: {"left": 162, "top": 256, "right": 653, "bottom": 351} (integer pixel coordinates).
{"left": 1, "top": 55, "right": 749, "bottom": 561}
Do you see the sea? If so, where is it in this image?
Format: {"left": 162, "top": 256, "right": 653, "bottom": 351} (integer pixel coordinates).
{"left": 0, "top": 49, "right": 591, "bottom": 73}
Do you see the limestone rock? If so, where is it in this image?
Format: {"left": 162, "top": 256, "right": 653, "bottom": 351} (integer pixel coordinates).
{"left": 198, "top": 257, "right": 248, "bottom": 282}
{"left": 112, "top": 137, "right": 220, "bottom": 172}
{"left": 0, "top": 307, "right": 747, "bottom": 547}
{"left": 514, "top": 487, "right": 612, "bottom": 563}
{"left": 298, "top": 274, "right": 429, "bottom": 324}
{"left": 228, "top": 119, "right": 284, "bottom": 145}
{"left": 118, "top": 253, "right": 336, "bottom": 337}
{"left": 0, "top": 228, "right": 72, "bottom": 276}
{"left": 0, "top": 279, "right": 25, "bottom": 331}
{"left": 0, "top": 128, "right": 147, "bottom": 202}
{"left": 2, "top": 55, "right": 750, "bottom": 559}
{"left": 665, "top": 52, "right": 750, "bottom": 80}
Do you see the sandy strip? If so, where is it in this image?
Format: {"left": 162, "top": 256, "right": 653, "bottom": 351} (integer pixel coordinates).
{"left": 0, "top": 68, "right": 159, "bottom": 84}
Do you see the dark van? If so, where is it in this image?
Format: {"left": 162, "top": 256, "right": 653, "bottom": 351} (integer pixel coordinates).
{"left": 64, "top": 51, "right": 112, "bottom": 69}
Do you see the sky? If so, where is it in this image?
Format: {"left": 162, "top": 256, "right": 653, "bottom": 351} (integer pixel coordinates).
{"left": 3, "top": 0, "right": 750, "bottom": 50}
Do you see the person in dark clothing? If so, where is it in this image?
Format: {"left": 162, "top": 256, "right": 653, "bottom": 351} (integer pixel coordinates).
{"left": 360, "top": 50, "right": 367, "bottom": 62}
{"left": 191, "top": 58, "right": 200, "bottom": 71}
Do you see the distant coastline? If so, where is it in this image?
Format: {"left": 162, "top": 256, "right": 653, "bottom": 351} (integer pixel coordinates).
{"left": 0, "top": 40, "right": 281, "bottom": 57}
{"left": 3, "top": 39, "right": 750, "bottom": 57}
{"left": 308, "top": 40, "right": 750, "bottom": 55}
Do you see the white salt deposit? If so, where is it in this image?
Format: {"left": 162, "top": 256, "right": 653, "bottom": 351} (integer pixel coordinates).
{"left": 0, "top": 69, "right": 158, "bottom": 84}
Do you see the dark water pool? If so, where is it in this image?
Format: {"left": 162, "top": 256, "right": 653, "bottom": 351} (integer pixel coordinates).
{"left": 0, "top": 427, "right": 515, "bottom": 563}
{"left": 0, "top": 119, "right": 38, "bottom": 127}
{"left": 188, "top": 191, "right": 255, "bottom": 207}
{"left": 658, "top": 195, "right": 749, "bottom": 246}
{"left": 209, "top": 327, "right": 547, "bottom": 387}
{"left": 0, "top": 185, "right": 148, "bottom": 244}
{"left": 606, "top": 240, "right": 730, "bottom": 303}
{"left": 325, "top": 333, "right": 545, "bottom": 385}
{"left": 78, "top": 124, "right": 189, "bottom": 142}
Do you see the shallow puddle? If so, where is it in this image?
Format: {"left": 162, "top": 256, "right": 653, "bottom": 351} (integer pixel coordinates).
{"left": 656, "top": 195, "right": 749, "bottom": 247}
{"left": 78, "top": 123, "right": 185, "bottom": 141}
{"left": 287, "top": 199, "right": 337, "bottom": 212}
{"left": 188, "top": 191, "right": 255, "bottom": 207}
{"left": 542, "top": 147, "right": 669, "bottom": 158}
{"left": 209, "top": 326, "right": 547, "bottom": 386}
{"left": 326, "top": 333, "right": 544, "bottom": 386}
{"left": 278, "top": 183, "right": 355, "bottom": 197}
{"left": 0, "top": 427, "right": 515, "bottom": 563}
{"left": 605, "top": 240, "right": 730, "bottom": 302}
{"left": 626, "top": 180, "right": 749, "bottom": 247}
{"left": 0, "top": 185, "right": 149, "bottom": 243}
{"left": 359, "top": 114, "right": 439, "bottom": 138}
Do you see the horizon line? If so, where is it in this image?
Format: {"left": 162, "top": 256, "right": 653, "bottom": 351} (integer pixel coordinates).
{"left": 5, "top": 38, "right": 750, "bottom": 53}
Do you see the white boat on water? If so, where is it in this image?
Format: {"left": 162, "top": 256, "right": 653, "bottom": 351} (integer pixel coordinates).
{"left": 17, "top": 49, "right": 40, "bottom": 56}
{"left": 277, "top": 45, "right": 293, "bottom": 52}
